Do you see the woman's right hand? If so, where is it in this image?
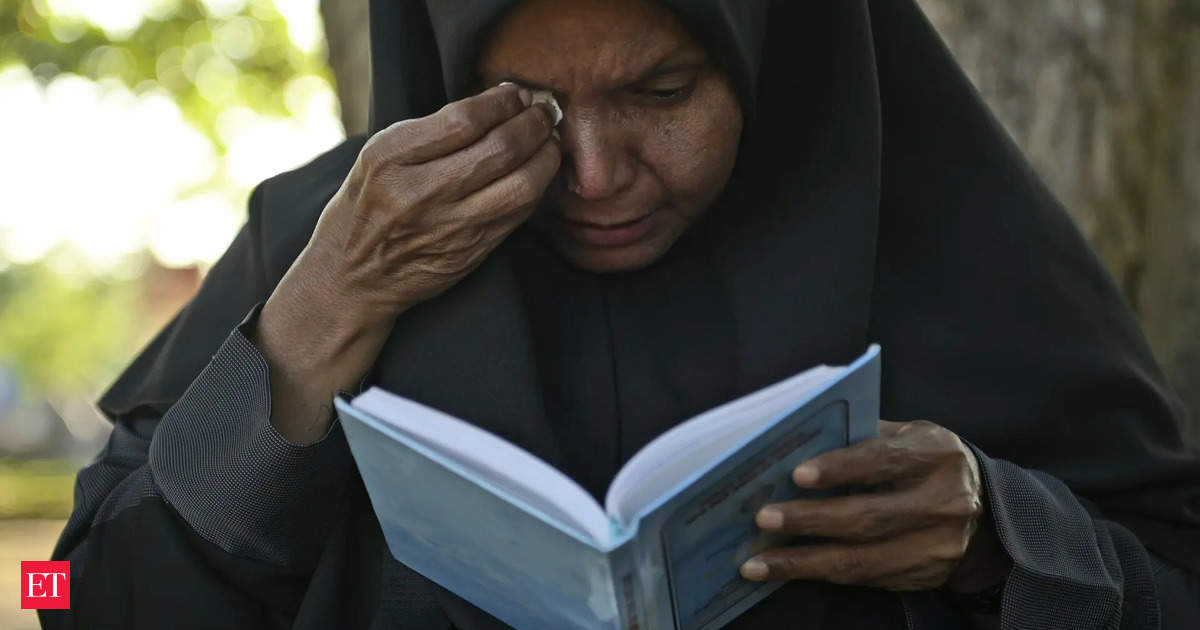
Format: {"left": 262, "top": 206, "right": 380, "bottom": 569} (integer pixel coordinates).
{"left": 254, "top": 83, "right": 562, "bottom": 444}
{"left": 305, "top": 82, "right": 561, "bottom": 321}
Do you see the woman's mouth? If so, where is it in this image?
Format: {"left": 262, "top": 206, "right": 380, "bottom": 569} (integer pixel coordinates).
{"left": 555, "top": 212, "right": 656, "bottom": 247}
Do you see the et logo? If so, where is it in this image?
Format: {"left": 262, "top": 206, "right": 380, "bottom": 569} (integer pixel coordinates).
{"left": 20, "top": 561, "right": 70, "bottom": 609}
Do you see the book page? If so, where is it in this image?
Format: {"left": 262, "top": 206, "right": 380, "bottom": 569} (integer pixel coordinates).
{"left": 658, "top": 402, "right": 850, "bottom": 629}
{"left": 605, "top": 364, "right": 844, "bottom": 525}
{"left": 352, "top": 388, "right": 612, "bottom": 545}
{"left": 339, "top": 398, "right": 628, "bottom": 629}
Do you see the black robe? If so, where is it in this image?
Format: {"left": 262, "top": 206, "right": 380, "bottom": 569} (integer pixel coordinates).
{"left": 43, "top": 1, "right": 1200, "bottom": 628}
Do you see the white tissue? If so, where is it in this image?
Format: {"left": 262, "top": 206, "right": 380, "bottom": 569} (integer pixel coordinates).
{"left": 531, "top": 90, "right": 563, "bottom": 126}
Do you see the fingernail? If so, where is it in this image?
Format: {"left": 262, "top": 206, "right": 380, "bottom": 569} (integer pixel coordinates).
{"left": 497, "top": 82, "right": 533, "bottom": 106}
{"left": 740, "top": 558, "right": 769, "bottom": 581}
{"left": 531, "top": 90, "right": 563, "bottom": 125}
{"left": 550, "top": 128, "right": 561, "bottom": 142}
{"left": 793, "top": 464, "right": 819, "bottom": 486}
{"left": 755, "top": 507, "right": 783, "bottom": 530}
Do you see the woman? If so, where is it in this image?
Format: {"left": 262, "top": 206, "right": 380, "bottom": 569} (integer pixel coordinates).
{"left": 43, "top": 0, "right": 1200, "bottom": 628}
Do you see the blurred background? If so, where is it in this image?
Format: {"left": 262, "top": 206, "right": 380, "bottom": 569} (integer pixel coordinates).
{"left": 0, "top": 1, "right": 1196, "bottom": 627}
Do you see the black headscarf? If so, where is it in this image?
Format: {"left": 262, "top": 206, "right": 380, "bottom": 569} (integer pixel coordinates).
{"left": 100, "top": 0, "right": 1200, "bottom": 584}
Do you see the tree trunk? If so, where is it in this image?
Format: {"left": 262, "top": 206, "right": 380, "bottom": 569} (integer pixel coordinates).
{"left": 320, "top": 0, "right": 370, "bottom": 136}
{"left": 916, "top": 0, "right": 1200, "bottom": 435}
{"left": 317, "top": 1, "right": 1200, "bottom": 431}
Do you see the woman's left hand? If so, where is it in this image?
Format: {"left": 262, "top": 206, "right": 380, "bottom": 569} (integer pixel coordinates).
{"left": 739, "top": 420, "right": 987, "bottom": 591}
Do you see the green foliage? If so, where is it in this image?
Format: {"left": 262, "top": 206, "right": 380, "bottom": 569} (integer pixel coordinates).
{"left": 0, "top": 259, "right": 143, "bottom": 399}
{"left": 0, "top": 458, "right": 78, "bottom": 518}
{"left": 0, "top": 0, "right": 331, "bottom": 144}
{"left": 0, "top": 1, "right": 334, "bottom": 405}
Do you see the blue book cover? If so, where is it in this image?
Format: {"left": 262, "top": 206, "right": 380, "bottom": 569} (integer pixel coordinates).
{"left": 337, "top": 345, "right": 880, "bottom": 630}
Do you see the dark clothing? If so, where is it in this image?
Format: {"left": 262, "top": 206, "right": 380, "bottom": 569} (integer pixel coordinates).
{"left": 44, "top": 0, "right": 1200, "bottom": 628}
{"left": 42, "top": 286, "right": 1200, "bottom": 629}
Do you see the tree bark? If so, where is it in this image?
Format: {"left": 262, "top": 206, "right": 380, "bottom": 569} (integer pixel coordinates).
{"left": 916, "top": 0, "right": 1200, "bottom": 435}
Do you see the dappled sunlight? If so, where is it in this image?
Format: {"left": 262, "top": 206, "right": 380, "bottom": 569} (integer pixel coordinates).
{"left": 0, "top": 0, "right": 346, "bottom": 465}
{"left": 0, "top": 66, "right": 218, "bottom": 270}
{"left": 0, "top": 0, "right": 343, "bottom": 274}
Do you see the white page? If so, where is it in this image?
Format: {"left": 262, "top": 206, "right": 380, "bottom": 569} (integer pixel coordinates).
{"left": 604, "top": 364, "right": 844, "bottom": 526}
{"left": 352, "top": 388, "right": 612, "bottom": 545}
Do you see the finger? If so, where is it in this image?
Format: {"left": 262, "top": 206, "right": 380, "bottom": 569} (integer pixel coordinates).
{"left": 366, "top": 83, "right": 533, "bottom": 166}
{"left": 740, "top": 540, "right": 904, "bottom": 585}
{"left": 431, "top": 103, "right": 556, "bottom": 201}
{"left": 739, "top": 529, "right": 962, "bottom": 589}
{"left": 755, "top": 489, "right": 936, "bottom": 541}
{"left": 459, "top": 134, "right": 562, "bottom": 225}
{"left": 791, "top": 433, "right": 931, "bottom": 489}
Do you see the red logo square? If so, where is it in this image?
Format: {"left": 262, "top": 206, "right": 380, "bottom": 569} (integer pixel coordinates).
{"left": 20, "top": 561, "right": 70, "bottom": 609}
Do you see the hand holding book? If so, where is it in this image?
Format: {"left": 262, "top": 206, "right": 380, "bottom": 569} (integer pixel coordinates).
{"left": 739, "top": 419, "right": 994, "bottom": 591}
{"left": 338, "top": 346, "right": 882, "bottom": 629}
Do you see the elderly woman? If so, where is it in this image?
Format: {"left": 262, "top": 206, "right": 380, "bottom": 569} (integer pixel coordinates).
{"left": 43, "top": 0, "right": 1199, "bottom": 628}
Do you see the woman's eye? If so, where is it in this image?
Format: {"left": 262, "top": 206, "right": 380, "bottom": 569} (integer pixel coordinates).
{"left": 649, "top": 88, "right": 684, "bottom": 100}
{"left": 633, "top": 82, "right": 693, "bottom": 104}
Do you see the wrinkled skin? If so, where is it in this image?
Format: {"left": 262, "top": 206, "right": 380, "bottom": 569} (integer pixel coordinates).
{"left": 255, "top": 82, "right": 562, "bottom": 444}
{"left": 740, "top": 421, "right": 1004, "bottom": 593}
{"left": 477, "top": 0, "right": 744, "bottom": 273}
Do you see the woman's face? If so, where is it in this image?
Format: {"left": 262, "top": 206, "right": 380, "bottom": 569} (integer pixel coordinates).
{"left": 477, "top": 0, "right": 744, "bottom": 273}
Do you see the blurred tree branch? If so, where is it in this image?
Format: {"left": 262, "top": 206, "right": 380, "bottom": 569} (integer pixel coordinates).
{"left": 0, "top": 0, "right": 332, "bottom": 142}
{"left": 0, "top": 0, "right": 337, "bottom": 403}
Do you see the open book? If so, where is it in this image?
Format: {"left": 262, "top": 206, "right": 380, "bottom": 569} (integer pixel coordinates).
{"left": 337, "top": 345, "right": 880, "bottom": 630}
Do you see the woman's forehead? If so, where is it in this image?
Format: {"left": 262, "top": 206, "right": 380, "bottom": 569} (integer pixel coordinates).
{"left": 477, "top": 0, "right": 705, "bottom": 92}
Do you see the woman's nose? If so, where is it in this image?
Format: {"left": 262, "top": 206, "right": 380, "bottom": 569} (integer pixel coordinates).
{"left": 559, "top": 115, "right": 636, "bottom": 201}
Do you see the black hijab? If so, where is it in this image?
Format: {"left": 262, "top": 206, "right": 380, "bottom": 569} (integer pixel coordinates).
{"left": 99, "top": 0, "right": 1200, "bottom": 584}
